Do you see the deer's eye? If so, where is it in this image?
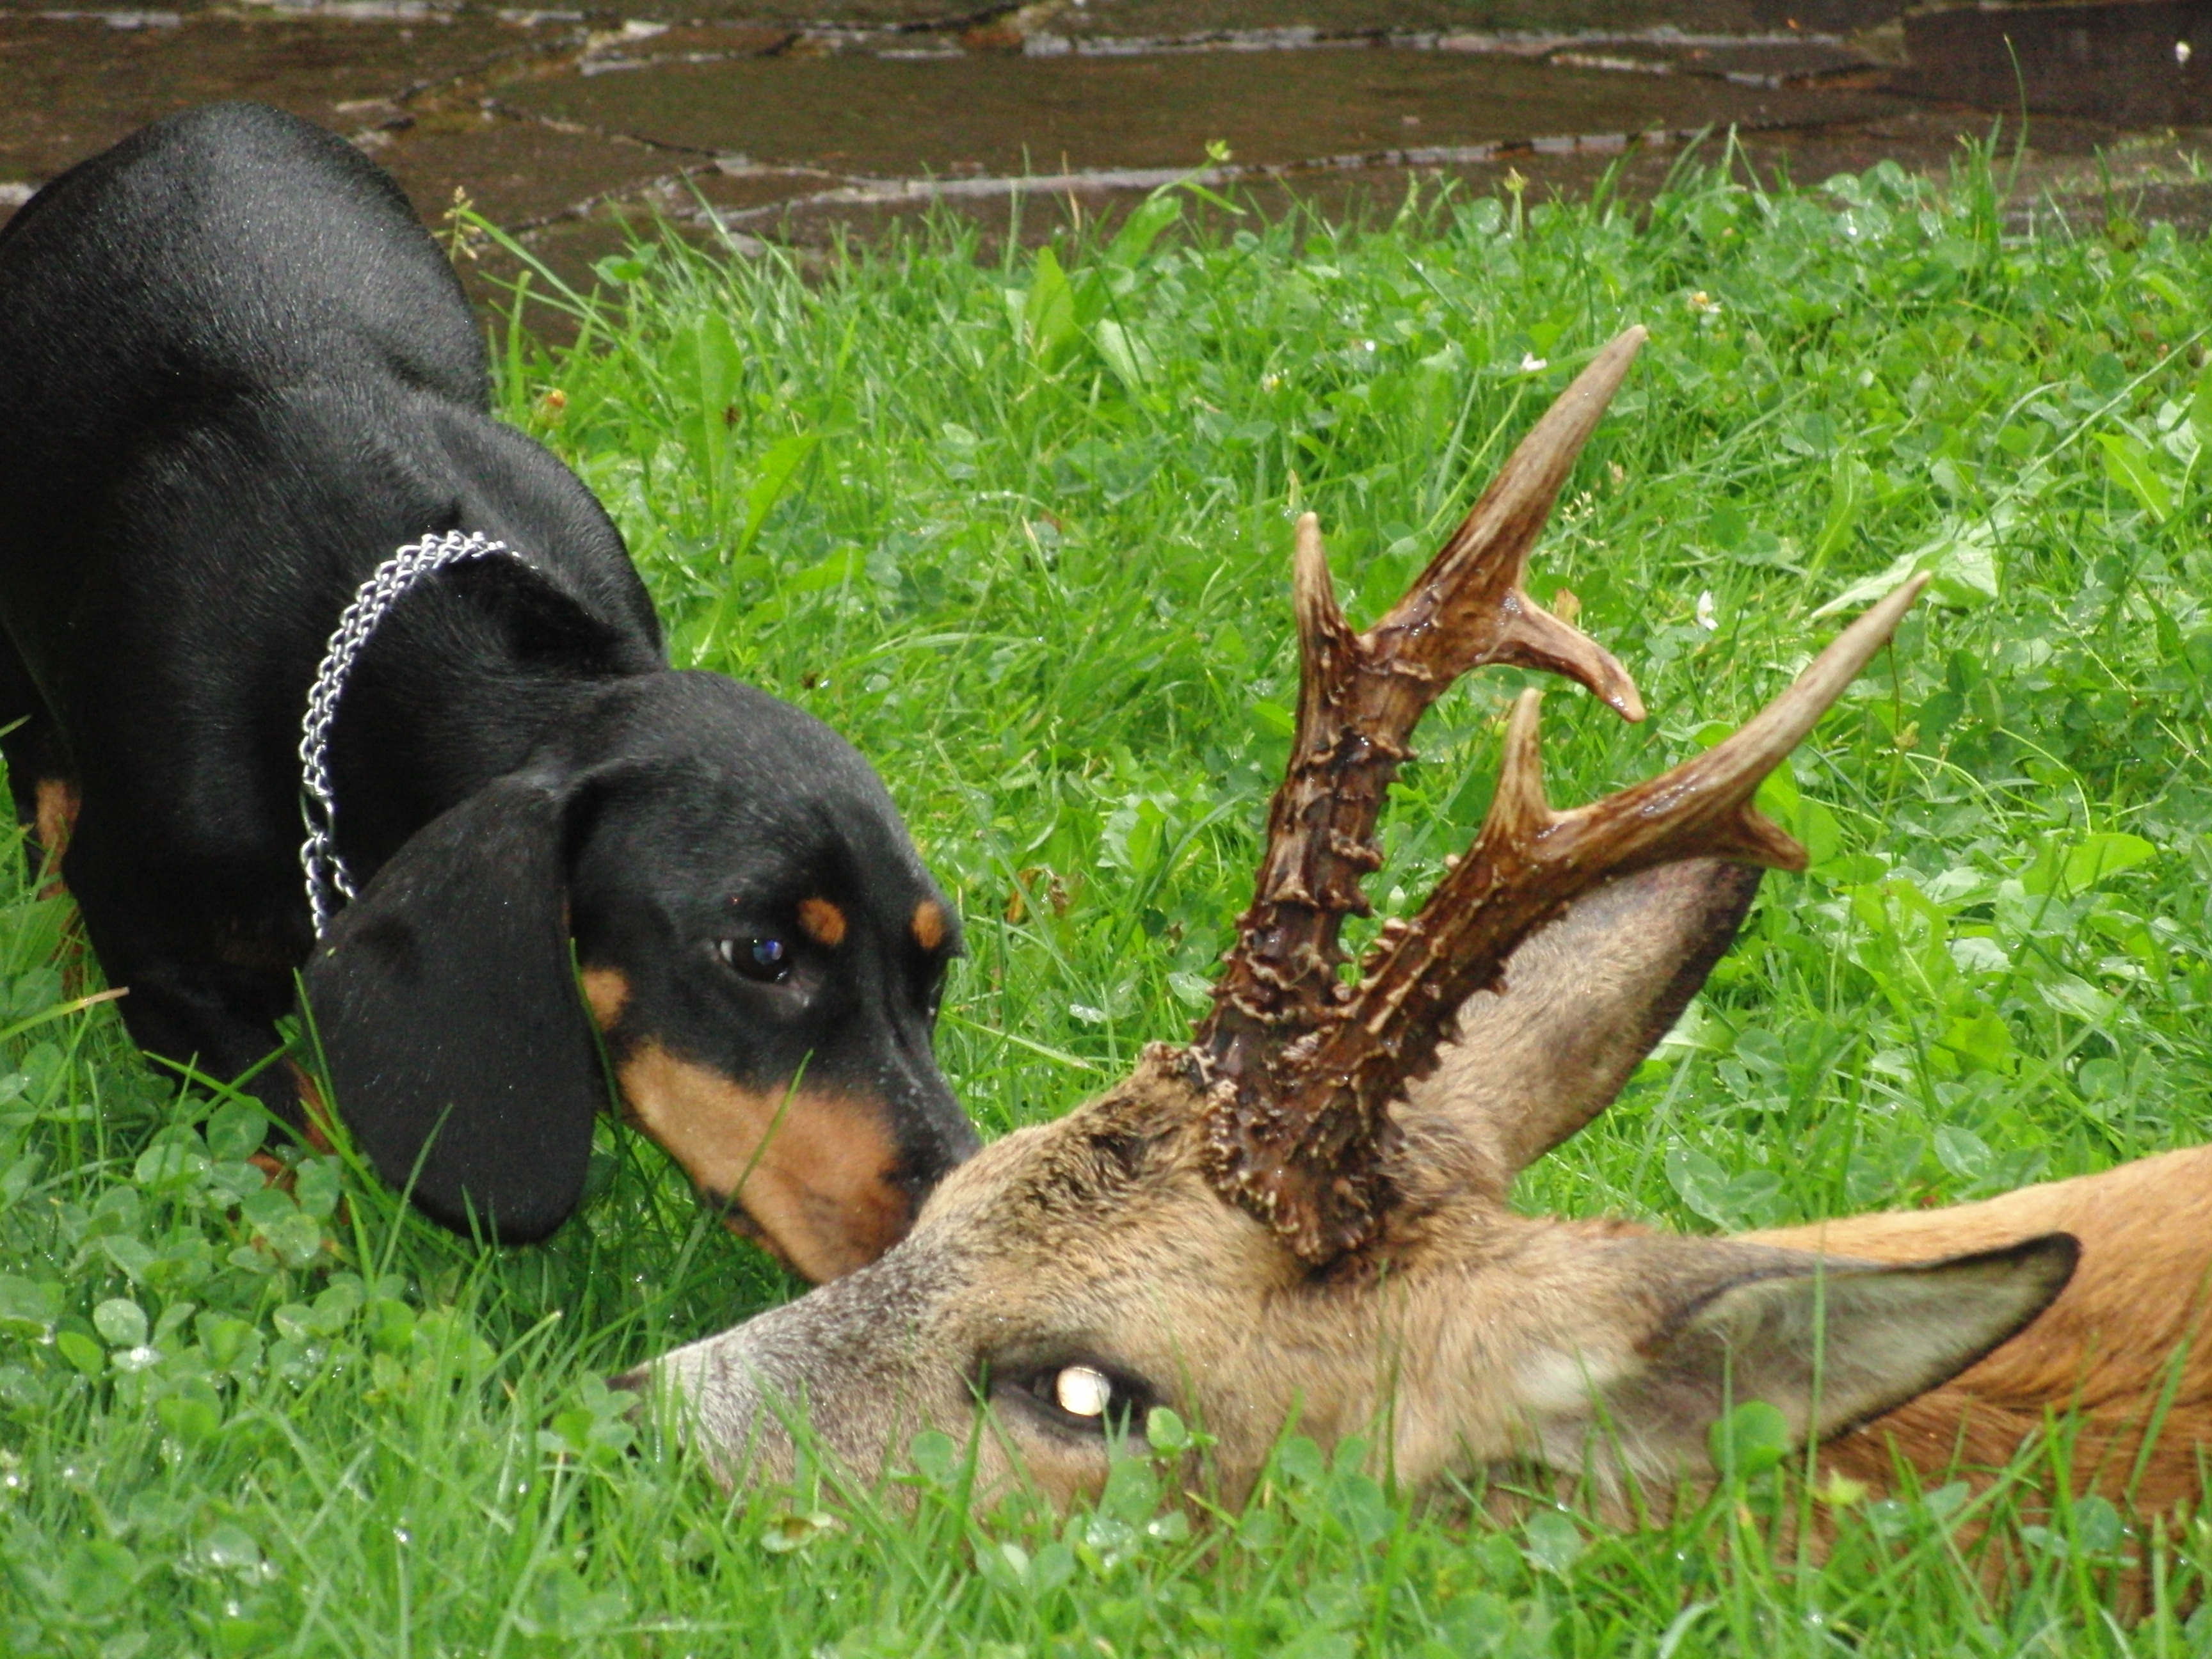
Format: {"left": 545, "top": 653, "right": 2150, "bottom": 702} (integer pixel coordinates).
{"left": 998, "top": 1358, "right": 1151, "bottom": 1438}
{"left": 1054, "top": 1365, "right": 1112, "bottom": 1418}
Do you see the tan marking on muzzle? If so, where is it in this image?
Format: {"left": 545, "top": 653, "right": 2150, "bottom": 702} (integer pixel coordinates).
{"left": 580, "top": 966, "right": 630, "bottom": 1030}
{"left": 912, "top": 900, "right": 947, "bottom": 952}
{"left": 799, "top": 897, "right": 847, "bottom": 948}
{"left": 617, "top": 1040, "right": 910, "bottom": 1281}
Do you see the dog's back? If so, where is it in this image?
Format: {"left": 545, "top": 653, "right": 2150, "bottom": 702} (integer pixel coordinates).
{"left": 0, "top": 103, "right": 658, "bottom": 850}
{"left": 0, "top": 107, "right": 514, "bottom": 730}
{"left": 0, "top": 100, "right": 483, "bottom": 438}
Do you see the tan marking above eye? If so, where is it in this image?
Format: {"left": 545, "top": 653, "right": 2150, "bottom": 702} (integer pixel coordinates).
{"left": 616, "top": 1040, "right": 910, "bottom": 1283}
{"left": 913, "top": 900, "right": 947, "bottom": 953}
{"left": 581, "top": 966, "right": 630, "bottom": 1030}
{"left": 798, "top": 897, "right": 847, "bottom": 949}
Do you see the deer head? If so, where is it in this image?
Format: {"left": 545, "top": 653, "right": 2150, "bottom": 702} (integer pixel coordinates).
{"left": 627, "top": 329, "right": 2077, "bottom": 1511}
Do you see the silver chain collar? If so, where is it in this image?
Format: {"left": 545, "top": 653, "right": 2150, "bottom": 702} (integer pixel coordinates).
{"left": 298, "top": 529, "right": 524, "bottom": 937}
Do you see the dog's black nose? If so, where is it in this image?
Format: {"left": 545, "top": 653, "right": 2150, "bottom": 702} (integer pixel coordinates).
{"left": 895, "top": 1064, "right": 981, "bottom": 1189}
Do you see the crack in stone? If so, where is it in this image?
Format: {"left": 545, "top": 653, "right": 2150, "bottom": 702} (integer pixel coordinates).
{"left": 664, "top": 119, "right": 1766, "bottom": 233}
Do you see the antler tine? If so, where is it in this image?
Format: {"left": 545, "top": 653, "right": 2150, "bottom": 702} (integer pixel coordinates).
{"left": 1211, "top": 574, "right": 1929, "bottom": 1264}
{"left": 1369, "top": 326, "right": 1649, "bottom": 723}
{"left": 1196, "top": 330, "right": 1650, "bottom": 1098}
{"left": 1537, "top": 572, "right": 1928, "bottom": 875}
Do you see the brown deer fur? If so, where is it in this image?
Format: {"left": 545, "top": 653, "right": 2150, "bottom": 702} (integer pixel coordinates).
{"left": 1756, "top": 1150, "right": 2212, "bottom": 1510}
{"left": 626, "top": 328, "right": 2192, "bottom": 1540}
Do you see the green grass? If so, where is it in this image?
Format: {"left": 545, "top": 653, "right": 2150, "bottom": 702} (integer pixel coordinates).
{"left": 6, "top": 136, "right": 2212, "bottom": 1652}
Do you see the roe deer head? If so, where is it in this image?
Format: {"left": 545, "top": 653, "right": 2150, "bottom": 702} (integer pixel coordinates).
{"left": 630, "top": 328, "right": 2212, "bottom": 1517}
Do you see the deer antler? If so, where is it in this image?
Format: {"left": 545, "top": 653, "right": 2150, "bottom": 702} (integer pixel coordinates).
{"left": 1193, "top": 329, "right": 1649, "bottom": 1141}
{"left": 1233, "top": 575, "right": 1926, "bottom": 1258}
{"left": 1194, "top": 326, "right": 1928, "bottom": 1264}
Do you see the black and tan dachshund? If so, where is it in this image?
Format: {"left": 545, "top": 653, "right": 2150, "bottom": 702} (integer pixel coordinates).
{"left": 0, "top": 102, "right": 977, "bottom": 1278}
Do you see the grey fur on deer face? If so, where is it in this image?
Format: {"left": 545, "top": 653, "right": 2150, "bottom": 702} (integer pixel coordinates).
{"left": 650, "top": 1057, "right": 1317, "bottom": 1505}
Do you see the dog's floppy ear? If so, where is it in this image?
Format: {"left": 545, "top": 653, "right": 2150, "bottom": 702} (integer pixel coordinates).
{"left": 300, "top": 771, "right": 602, "bottom": 1243}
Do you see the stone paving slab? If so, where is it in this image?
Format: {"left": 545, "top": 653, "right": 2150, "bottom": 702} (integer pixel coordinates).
{"left": 0, "top": 10, "right": 566, "bottom": 186}
{"left": 0, "top": 0, "right": 1914, "bottom": 23}
{"left": 1897, "top": 1, "right": 2212, "bottom": 127}
{"left": 506, "top": 44, "right": 1908, "bottom": 177}
{"left": 363, "top": 104, "right": 679, "bottom": 224}
{"left": 0, "top": 0, "right": 958, "bottom": 19}
{"left": 1025, "top": 0, "right": 1905, "bottom": 40}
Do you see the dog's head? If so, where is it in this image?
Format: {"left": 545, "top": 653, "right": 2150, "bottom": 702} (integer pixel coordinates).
{"left": 300, "top": 670, "right": 977, "bottom": 1279}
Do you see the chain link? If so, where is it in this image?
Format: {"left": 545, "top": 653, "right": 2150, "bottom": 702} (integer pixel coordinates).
{"left": 298, "top": 530, "right": 523, "bottom": 936}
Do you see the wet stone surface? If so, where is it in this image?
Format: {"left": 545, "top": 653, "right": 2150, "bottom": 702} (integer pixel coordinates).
{"left": 1024, "top": 0, "right": 1900, "bottom": 40}
{"left": 0, "top": 12, "right": 556, "bottom": 194}
{"left": 1896, "top": 3, "right": 2212, "bottom": 129}
{"left": 3, "top": 0, "right": 2209, "bottom": 296}
{"left": 506, "top": 44, "right": 1909, "bottom": 179}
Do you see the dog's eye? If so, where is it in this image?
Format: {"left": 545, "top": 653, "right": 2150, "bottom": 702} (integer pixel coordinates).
{"left": 719, "top": 935, "right": 790, "bottom": 982}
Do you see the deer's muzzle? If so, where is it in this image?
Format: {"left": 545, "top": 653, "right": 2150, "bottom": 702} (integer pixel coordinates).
{"left": 623, "top": 1237, "right": 960, "bottom": 1490}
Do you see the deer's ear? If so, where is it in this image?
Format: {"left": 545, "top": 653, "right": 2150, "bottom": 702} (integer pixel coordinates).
{"left": 1548, "top": 1235, "right": 2078, "bottom": 1479}
{"left": 1402, "top": 860, "right": 1763, "bottom": 1185}
{"left": 300, "top": 771, "right": 605, "bottom": 1244}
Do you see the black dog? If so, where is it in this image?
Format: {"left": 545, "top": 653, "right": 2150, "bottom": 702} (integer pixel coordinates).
{"left": 0, "top": 102, "right": 977, "bottom": 1277}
